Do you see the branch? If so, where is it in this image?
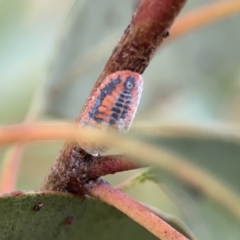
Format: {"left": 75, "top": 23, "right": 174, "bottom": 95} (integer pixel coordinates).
{"left": 2, "top": 123, "right": 240, "bottom": 221}
{"left": 88, "top": 180, "right": 189, "bottom": 240}
{"left": 41, "top": 0, "right": 186, "bottom": 193}
{"left": 78, "top": 0, "right": 186, "bottom": 120}
{"left": 40, "top": 145, "right": 140, "bottom": 194}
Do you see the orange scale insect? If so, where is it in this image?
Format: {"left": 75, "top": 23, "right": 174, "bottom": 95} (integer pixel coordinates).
{"left": 80, "top": 70, "right": 143, "bottom": 156}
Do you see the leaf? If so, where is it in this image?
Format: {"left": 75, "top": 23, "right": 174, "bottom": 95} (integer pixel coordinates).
{"left": 137, "top": 126, "right": 240, "bottom": 240}
{"left": 0, "top": 191, "right": 158, "bottom": 240}
{"left": 0, "top": 190, "right": 195, "bottom": 239}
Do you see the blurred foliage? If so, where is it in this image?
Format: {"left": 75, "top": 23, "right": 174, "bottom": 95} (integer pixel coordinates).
{"left": 147, "top": 137, "right": 240, "bottom": 239}
{"left": 1, "top": 0, "right": 240, "bottom": 239}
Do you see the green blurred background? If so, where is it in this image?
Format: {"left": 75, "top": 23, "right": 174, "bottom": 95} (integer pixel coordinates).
{"left": 1, "top": 0, "right": 240, "bottom": 239}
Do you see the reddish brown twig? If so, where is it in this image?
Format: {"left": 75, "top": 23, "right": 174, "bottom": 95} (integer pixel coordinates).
{"left": 88, "top": 180, "right": 189, "bottom": 240}
{"left": 41, "top": 0, "right": 186, "bottom": 193}
{"left": 39, "top": 2, "right": 188, "bottom": 236}
{"left": 79, "top": 0, "right": 186, "bottom": 119}
{"left": 40, "top": 144, "right": 139, "bottom": 194}
{"left": 2, "top": 122, "right": 240, "bottom": 223}
{"left": 86, "top": 154, "right": 139, "bottom": 178}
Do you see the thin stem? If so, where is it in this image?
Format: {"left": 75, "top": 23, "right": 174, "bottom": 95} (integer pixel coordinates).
{"left": 115, "top": 167, "right": 152, "bottom": 191}
{"left": 1, "top": 123, "right": 240, "bottom": 221}
{"left": 88, "top": 180, "right": 189, "bottom": 240}
{"left": 0, "top": 144, "right": 25, "bottom": 193}
{"left": 132, "top": 121, "right": 240, "bottom": 143}
{"left": 168, "top": 0, "right": 240, "bottom": 43}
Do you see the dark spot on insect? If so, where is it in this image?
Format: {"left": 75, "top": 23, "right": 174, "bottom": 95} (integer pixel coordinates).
{"left": 109, "top": 118, "right": 116, "bottom": 125}
{"left": 112, "top": 106, "right": 121, "bottom": 114}
{"left": 117, "top": 96, "right": 125, "bottom": 104}
{"left": 163, "top": 30, "right": 170, "bottom": 38}
{"left": 124, "top": 77, "right": 135, "bottom": 90}
{"left": 120, "top": 104, "right": 130, "bottom": 119}
{"left": 111, "top": 112, "right": 119, "bottom": 120}
{"left": 65, "top": 216, "right": 75, "bottom": 225}
{"left": 126, "top": 82, "right": 133, "bottom": 89}
{"left": 33, "top": 202, "right": 43, "bottom": 211}
{"left": 123, "top": 103, "right": 129, "bottom": 110}
{"left": 94, "top": 117, "right": 104, "bottom": 123}
{"left": 116, "top": 102, "right": 123, "bottom": 108}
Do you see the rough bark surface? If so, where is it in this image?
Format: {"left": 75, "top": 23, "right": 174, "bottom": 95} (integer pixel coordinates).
{"left": 41, "top": 0, "right": 186, "bottom": 193}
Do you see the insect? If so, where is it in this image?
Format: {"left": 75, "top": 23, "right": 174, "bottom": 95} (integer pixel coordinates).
{"left": 79, "top": 70, "right": 143, "bottom": 156}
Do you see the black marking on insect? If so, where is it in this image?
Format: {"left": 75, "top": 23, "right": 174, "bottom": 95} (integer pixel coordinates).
{"left": 89, "top": 77, "right": 122, "bottom": 121}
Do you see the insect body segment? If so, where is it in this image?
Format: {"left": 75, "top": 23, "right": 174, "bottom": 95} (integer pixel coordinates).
{"left": 80, "top": 70, "right": 143, "bottom": 155}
